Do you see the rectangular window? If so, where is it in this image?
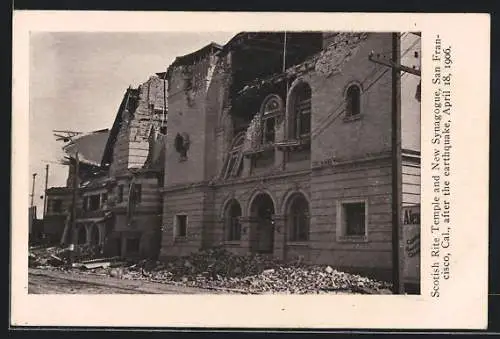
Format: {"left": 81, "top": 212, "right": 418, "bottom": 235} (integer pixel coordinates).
{"left": 89, "top": 195, "right": 100, "bottom": 211}
{"left": 117, "top": 185, "right": 124, "bottom": 203}
{"left": 175, "top": 214, "right": 187, "bottom": 238}
{"left": 341, "top": 202, "right": 367, "bottom": 237}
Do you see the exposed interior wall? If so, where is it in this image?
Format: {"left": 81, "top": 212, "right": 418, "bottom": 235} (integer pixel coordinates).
{"left": 127, "top": 76, "right": 167, "bottom": 170}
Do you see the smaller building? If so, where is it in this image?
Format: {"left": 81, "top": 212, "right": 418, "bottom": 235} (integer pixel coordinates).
{"left": 45, "top": 75, "right": 167, "bottom": 260}
{"left": 43, "top": 186, "right": 72, "bottom": 244}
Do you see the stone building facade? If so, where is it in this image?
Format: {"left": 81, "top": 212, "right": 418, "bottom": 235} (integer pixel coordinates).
{"left": 159, "top": 32, "right": 421, "bottom": 279}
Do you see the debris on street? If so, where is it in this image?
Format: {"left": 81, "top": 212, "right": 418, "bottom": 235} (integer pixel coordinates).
{"left": 28, "top": 246, "right": 392, "bottom": 294}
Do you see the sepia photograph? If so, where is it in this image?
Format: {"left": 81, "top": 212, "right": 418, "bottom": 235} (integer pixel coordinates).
{"left": 12, "top": 11, "right": 489, "bottom": 329}
{"left": 28, "top": 30, "right": 421, "bottom": 295}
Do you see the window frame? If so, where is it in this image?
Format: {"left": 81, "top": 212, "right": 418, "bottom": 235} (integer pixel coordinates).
{"left": 344, "top": 83, "right": 363, "bottom": 120}
{"left": 88, "top": 194, "right": 101, "bottom": 211}
{"left": 336, "top": 198, "right": 369, "bottom": 242}
{"left": 292, "top": 87, "right": 312, "bottom": 139}
{"left": 52, "top": 199, "right": 63, "bottom": 214}
{"left": 174, "top": 213, "right": 188, "bottom": 240}
{"left": 260, "top": 95, "right": 283, "bottom": 145}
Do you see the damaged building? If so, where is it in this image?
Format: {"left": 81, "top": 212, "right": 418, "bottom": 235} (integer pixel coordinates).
{"left": 160, "top": 32, "right": 421, "bottom": 279}
{"left": 45, "top": 75, "right": 167, "bottom": 259}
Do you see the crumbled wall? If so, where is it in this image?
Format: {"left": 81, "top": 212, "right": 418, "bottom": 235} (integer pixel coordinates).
{"left": 164, "top": 51, "right": 219, "bottom": 186}
{"left": 127, "top": 76, "right": 167, "bottom": 170}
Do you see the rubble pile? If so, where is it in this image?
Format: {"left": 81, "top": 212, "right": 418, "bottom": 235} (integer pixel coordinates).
{"left": 120, "top": 247, "right": 392, "bottom": 294}
{"left": 29, "top": 246, "right": 392, "bottom": 294}
{"left": 29, "top": 244, "right": 105, "bottom": 268}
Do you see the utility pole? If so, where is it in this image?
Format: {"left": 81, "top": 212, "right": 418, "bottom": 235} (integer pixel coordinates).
{"left": 69, "top": 152, "right": 79, "bottom": 257}
{"left": 369, "top": 33, "right": 422, "bottom": 294}
{"left": 30, "top": 173, "right": 37, "bottom": 207}
{"left": 390, "top": 33, "right": 404, "bottom": 295}
{"left": 43, "top": 164, "right": 49, "bottom": 218}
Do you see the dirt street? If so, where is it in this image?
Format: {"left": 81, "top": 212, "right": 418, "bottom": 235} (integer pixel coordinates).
{"left": 28, "top": 268, "right": 230, "bottom": 294}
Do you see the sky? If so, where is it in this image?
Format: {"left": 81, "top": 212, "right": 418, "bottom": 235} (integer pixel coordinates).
{"left": 29, "top": 32, "right": 237, "bottom": 217}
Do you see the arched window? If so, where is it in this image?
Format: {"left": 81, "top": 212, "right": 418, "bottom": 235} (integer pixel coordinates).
{"left": 260, "top": 95, "right": 283, "bottom": 145}
{"left": 290, "top": 83, "right": 312, "bottom": 139}
{"left": 225, "top": 200, "right": 242, "bottom": 241}
{"left": 287, "top": 193, "right": 310, "bottom": 241}
{"left": 346, "top": 84, "right": 361, "bottom": 117}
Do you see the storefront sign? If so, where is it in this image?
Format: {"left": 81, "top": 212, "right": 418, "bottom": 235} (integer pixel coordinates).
{"left": 403, "top": 205, "right": 420, "bottom": 284}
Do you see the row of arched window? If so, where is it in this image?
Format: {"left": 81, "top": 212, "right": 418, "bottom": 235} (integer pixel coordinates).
{"left": 258, "top": 81, "right": 362, "bottom": 145}
{"left": 223, "top": 193, "right": 310, "bottom": 242}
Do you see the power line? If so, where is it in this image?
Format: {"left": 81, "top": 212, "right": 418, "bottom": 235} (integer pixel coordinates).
{"left": 310, "top": 36, "right": 420, "bottom": 139}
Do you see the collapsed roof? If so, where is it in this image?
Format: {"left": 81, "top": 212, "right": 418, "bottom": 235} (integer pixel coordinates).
{"left": 62, "top": 129, "right": 110, "bottom": 167}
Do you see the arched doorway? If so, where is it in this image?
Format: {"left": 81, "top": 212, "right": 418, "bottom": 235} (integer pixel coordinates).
{"left": 249, "top": 193, "right": 275, "bottom": 254}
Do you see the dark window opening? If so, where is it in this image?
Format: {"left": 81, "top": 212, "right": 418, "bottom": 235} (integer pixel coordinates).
{"left": 175, "top": 215, "right": 187, "bottom": 238}
{"left": 117, "top": 185, "right": 124, "bottom": 203}
{"left": 89, "top": 195, "right": 100, "bottom": 211}
{"left": 288, "top": 195, "right": 309, "bottom": 241}
{"left": 160, "top": 126, "right": 167, "bottom": 135}
{"left": 291, "top": 83, "right": 312, "bottom": 139}
{"left": 225, "top": 201, "right": 242, "bottom": 241}
{"left": 261, "top": 96, "right": 282, "bottom": 145}
{"left": 263, "top": 118, "right": 275, "bottom": 143}
{"left": 343, "top": 202, "right": 366, "bottom": 236}
{"left": 346, "top": 85, "right": 361, "bottom": 117}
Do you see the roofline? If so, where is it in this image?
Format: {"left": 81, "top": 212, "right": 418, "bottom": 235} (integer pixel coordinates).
{"left": 166, "top": 42, "right": 223, "bottom": 77}
{"left": 100, "top": 89, "right": 132, "bottom": 167}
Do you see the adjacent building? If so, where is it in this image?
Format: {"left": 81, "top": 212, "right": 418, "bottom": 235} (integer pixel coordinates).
{"left": 45, "top": 75, "right": 167, "bottom": 259}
